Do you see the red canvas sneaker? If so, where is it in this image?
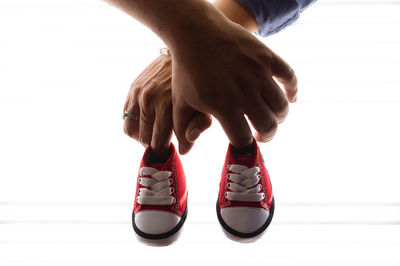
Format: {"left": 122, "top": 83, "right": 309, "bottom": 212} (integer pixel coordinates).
{"left": 216, "top": 140, "right": 274, "bottom": 238}
{"left": 132, "top": 143, "right": 188, "bottom": 240}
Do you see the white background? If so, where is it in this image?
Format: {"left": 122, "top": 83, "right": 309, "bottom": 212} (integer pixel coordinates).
{"left": 0, "top": 0, "right": 399, "bottom": 265}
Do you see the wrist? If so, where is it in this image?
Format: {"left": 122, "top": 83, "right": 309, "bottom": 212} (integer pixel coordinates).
{"left": 166, "top": 2, "right": 239, "bottom": 59}
{"left": 214, "top": 0, "right": 259, "bottom": 32}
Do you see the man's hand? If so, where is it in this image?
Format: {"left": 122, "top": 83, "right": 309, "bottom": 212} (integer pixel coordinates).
{"left": 170, "top": 12, "right": 297, "bottom": 154}
{"left": 123, "top": 54, "right": 211, "bottom": 153}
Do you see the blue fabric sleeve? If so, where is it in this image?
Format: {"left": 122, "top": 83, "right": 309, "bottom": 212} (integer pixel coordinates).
{"left": 236, "top": 0, "right": 317, "bottom": 37}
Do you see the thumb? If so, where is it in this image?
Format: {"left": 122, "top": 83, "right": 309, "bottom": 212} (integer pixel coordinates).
{"left": 185, "top": 112, "right": 212, "bottom": 143}
{"left": 173, "top": 102, "right": 196, "bottom": 155}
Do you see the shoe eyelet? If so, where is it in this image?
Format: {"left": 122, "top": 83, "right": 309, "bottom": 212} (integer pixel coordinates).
{"left": 169, "top": 178, "right": 173, "bottom": 184}
{"left": 170, "top": 188, "right": 174, "bottom": 193}
{"left": 262, "top": 193, "right": 265, "bottom": 199}
{"left": 138, "top": 178, "right": 142, "bottom": 183}
{"left": 225, "top": 192, "right": 228, "bottom": 198}
{"left": 172, "top": 197, "right": 176, "bottom": 204}
{"left": 138, "top": 189, "right": 141, "bottom": 193}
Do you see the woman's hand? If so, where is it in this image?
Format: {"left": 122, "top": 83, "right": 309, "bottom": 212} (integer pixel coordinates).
{"left": 123, "top": 54, "right": 173, "bottom": 153}
{"left": 123, "top": 53, "right": 212, "bottom": 153}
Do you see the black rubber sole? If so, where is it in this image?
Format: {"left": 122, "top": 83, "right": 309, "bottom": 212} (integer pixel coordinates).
{"left": 132, "top": 205, "right": 188, "bottom": 240}
{"left": 216, "top": 198, "right": 275, "bottom": 239}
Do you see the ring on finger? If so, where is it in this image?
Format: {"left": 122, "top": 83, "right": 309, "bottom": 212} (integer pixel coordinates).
{"left": 123, "top": 111, "right": 139, "bottom": 120}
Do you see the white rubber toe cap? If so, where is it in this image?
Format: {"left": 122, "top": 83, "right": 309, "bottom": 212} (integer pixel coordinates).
{"left": 135, "top": 210, "right": 180, "bottom": 235}
{"left": 220, "top": 207, "right": 269, "bottom": 234}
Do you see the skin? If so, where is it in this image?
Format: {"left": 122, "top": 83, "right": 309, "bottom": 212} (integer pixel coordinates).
{"left": 123, "top": 55, "right": 174, "bottom": 153}
{"left": 112, "top": 0, "right": 298, "bottom": 155}
{"left": 123, "top": 0, "right": 261, "bottom": 155}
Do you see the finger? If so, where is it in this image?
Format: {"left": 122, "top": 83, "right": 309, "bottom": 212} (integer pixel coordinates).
{"left": 271, "top": 53, "right": 298, "bottom": 103}
{"left": 123, "top": 102, "right": 140, "bottom": 141}
{"left": 151, "top": 103, "right": 173, "bottom": 153}
{"left": 261, "top": 79, "right": 289, "bottom": 123}
{"left": 245, "top": 98, "right": 278, "bottom": 142}
{"left": 173, "top": 102, "right": 196, "bottom": 155}
{"left": 139, "top": 108, "right": 155, "bottom": 147}
{"left": 123, "top": 97, "right": 129, "bottom": 114}
{"left": 215, "top": 111, "right": 253, "bottom": 149}
{"left": 185, "top": 112, "right": 212, "bottom": 143}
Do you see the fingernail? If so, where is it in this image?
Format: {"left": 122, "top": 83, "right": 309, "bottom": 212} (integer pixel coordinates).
{"left": 179, "top": 143, "right": 187, "bottom": 155}
{"left": 188, "top": 128, "right": 200, "bottom": 142}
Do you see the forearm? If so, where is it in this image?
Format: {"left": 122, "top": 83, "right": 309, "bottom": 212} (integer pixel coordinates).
{"left": 104, "top": 0, "right": 232, "bottom": 51}
{"left": 214, "top": 0, "right": 258, "bottom": 32}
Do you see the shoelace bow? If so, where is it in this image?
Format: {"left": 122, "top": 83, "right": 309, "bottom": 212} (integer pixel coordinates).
{"left": 225, "top": 164, "right": 265, "bottom": 202}
{"left": 136, "top": 167, "right": 176, "bottom": 205}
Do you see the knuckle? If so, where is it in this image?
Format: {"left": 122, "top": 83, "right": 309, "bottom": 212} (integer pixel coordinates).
{"left": 158, "top": 92, "right": 172, "bottom": 109}
{"left": 139, "top": 133, "right": 151, "bottom": 146}
{"left": 203, "top": 115, "right": 212, "bottom": 129}
{"left": 130, "top": 83, "right": 142, "bottom": 98}
{"left": 140, "top": 109, "right": 151, "bottom": 123}
{"left": 262, "top": 119, "right": 278, "bottom": 135}
{"left": 288, "top": 68, "right": 297, "bottom": 82}
{"left": 216, "top": 100, "right": 239, "bottom": 115}
{"left": 124, "top": 124, "right": 139, "bottom": 140}
{"left": 160, "top": 87, "right": 172, "bottom": 99}
{"left": 276, "top": 99, "right": 289, "bottom": 119}
{"left": 141, "top": 88, "right": 155, "bottom": 106}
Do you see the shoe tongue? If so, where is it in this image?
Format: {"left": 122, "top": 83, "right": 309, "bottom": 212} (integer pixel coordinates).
{"left": 148, "top": 162, "right": 165, "bottom": 171}
{"left": 233, "top": 153, "right": 254, "bottom": 168}
{"left": 143, "top": 146, "right": 173, "bottom": 171}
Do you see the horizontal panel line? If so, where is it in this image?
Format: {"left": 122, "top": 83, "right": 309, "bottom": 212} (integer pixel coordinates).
{"left": 0, "top": 2, "right": 399, "bottom": 8}
{"left": 1, "top": 42, "right": 399, "bottom": 46}
{"left": 1, "top": 220, "right": 400, "bottom": 225}
{"left": 1, "top": 201, "right": 400, "bottom": 206}
{"left": 0, "top": 201, "right": 129, "bottom": 206}
{"left": 301, "top": 22, "right": 400, "bottom": 25}
{"left": 301, "top": 81, "right": 400, "bottom": 84}
{"left": 3, "top": 62, "right": 399, "bottom": 65}
{"left": 0, "top": 260, "right": 399, "bottom": 265}
{"left": 1, "top": 22, "right": 400, "bottom": 27}
{"left": 279, "top": 202, "right": 400, "bottom": 206}
{"left": 319, "top": 1, "right": 400, "bottom": 5}
{"left": 294, "top": 62, "right": 400, "bottom": 65}
{"left": 0, "top": 240, "right": 399, "bottom": 245}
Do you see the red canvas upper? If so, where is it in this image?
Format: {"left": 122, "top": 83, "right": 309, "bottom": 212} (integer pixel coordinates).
{"left": 218, "top": 140, "right": 273, "bottom": 210}
{"left": 133, "top": 143, "right": 187, "bottom": 217}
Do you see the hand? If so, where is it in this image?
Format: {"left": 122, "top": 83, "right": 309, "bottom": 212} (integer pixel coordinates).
{"left": 123, "top": 54, "right": 211, "bottom": 153}
{"left": 170, "top": 11, "right": 297, "bottom": 154}
{"left": 123, "top": 54, "right": 173, "bottom": 152}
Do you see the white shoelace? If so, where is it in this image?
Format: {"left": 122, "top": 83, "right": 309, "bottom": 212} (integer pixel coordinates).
{"left": 136, "top": 167, "right": 176, "bottom": 205}
{"left": 225, "top": 164, "right": 265, "bottom": 202}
